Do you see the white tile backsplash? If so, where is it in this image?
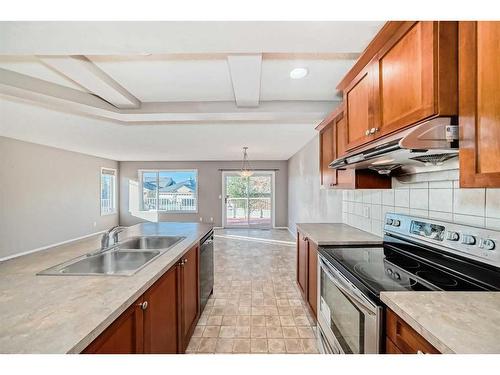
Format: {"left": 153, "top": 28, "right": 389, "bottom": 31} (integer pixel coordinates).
{"left": 341, "top": 170, "right": 500, "bottom": 237}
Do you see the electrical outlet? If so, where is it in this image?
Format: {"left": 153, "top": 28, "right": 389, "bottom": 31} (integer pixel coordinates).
{"left": 199, "top": 217, "right": 203, "bottom": 222}
{"left": 363, "top": 206, "right": 370, "bottom": 218}
{"left": 93, "top": 221, "right": 97, "bottom": 227}
{"left": 210, "top": 217, "right": 214, "bottom": 222}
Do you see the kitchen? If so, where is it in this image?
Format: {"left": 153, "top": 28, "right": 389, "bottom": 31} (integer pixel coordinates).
{"left": 1, "top": 1, "right": 500, "bottom": 372}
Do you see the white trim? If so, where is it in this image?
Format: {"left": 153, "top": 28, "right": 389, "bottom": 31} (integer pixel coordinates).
{"left": 100, "top": 166, "right": 117, "bottom": 216}
{"left": 221, "top": 170, "right": 275, "bottom": 229}
{"left": 0, "top": 230, "right": 106, "bottom": 262}
{"left": 137, "top": 169, "right": 199, "bottom": 214}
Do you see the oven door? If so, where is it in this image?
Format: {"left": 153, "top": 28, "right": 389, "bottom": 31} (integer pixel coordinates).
{"left": 317, "top": 255, "right": 382, "bottom": 354}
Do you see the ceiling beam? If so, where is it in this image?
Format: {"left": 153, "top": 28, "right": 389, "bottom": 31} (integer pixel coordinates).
{"left": 0, "top": 68, "right": 335, "bottom": 124}
{"left": 227, "top": 54, "right": 262, "bottom": 107}
{"left": 38, "top": 55, "right": 140, "bottom": 109}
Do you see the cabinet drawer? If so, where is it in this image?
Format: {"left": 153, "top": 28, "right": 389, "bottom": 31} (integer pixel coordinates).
{"left": 386, "top": 309, "right": 440, "bottom": 354}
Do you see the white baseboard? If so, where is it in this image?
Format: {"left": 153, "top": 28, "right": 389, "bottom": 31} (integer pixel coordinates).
{"left": 0, "top": 230, "right": 106, "bottom": 262}
{"left": 286, "top": 227, "right": 297, "bottom": 239}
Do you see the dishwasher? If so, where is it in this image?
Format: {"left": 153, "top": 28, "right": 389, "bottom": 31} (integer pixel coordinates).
{"left": 199, "top": 229, "right": 214, "bottom": 312}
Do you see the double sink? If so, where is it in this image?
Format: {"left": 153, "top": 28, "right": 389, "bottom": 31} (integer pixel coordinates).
{"left": 38, "top": 236, "right": 185, "bottom": 276}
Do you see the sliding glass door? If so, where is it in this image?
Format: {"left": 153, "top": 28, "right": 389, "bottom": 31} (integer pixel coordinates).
{"left": 222, "top": 172, "right": 274, "bottom": 228}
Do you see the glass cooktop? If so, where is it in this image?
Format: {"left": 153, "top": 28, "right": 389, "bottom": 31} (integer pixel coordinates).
{"left": 318, "top": 236, "right": 500, "bottom": 300}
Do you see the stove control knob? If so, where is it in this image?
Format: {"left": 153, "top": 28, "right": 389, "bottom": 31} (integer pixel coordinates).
{"left": 392, "top": 220, "right": 401, "bottom": 227}
{"left": 386, "top": 268, "right": 393, "bottom": 276}
{"left": 446, "top": 231, "right": 460, "bottom": 241}
{"left": 393, "top": 272, "right": 401, "bottom": 280}
{"left": 461, "top": 234, "right": 477, "bottom": 245}
{"left": 480, "top": 239, "right": 496, "bottom": 251}
{"left": 386, "top": 218, "right": 394, "bottom": 225}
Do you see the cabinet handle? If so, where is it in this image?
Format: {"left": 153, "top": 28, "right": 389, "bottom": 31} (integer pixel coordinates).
{"left": 183, "top": 259, "right": 188, "bottom": 264}
{"left": 416, "top": 350, "right": 424, "bottom": 355}
{"left": 139, "top": 301, "right": 148, "bottom": 310}
{"left": 370, "top": 127, "right": 380, "bottom": 134}
{"left": 365, "top": 129, "right": 370, "bottom": 136}
{"left": 303, "top": 237, "right": 309, "bottom": 241}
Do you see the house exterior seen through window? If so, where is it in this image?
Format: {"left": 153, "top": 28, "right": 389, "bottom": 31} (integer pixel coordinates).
{"left": 100, "top": 168, "right": 116, "bottom": 215}
{"left": 140, "top": 170, "right": 198, "bottom": 212}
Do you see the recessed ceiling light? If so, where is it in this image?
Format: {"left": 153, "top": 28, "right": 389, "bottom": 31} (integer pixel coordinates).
{"left": 290, "top": 67, "right": 308, "bottom": 79}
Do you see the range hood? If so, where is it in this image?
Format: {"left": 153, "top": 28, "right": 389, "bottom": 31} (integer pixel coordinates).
{"left": 329, "top": 117, "right": 459, "bottom": 175}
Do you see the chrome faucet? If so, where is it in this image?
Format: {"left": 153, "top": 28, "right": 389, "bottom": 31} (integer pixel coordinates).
{"left": 101, "top": 225, "right": 127, "bottom": 250}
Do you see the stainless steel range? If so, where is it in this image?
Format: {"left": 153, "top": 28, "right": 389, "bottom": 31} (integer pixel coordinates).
{"left": 316, "top": 213, "right": 500, "bottom": 354}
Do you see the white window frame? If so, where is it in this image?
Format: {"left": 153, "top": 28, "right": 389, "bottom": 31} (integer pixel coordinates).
{"left": 138, "top": 169, "right": 199, "bottom": 214}
{"left": 100, "top": 167, "right": 117, "bottom": 216}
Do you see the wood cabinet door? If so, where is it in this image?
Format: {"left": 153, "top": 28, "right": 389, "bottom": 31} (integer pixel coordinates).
{"left": 180, "top": 244, "right": 200, "bottom": 351}
{"left": 83, "top": 297, "right": 144, "bottom": 354}
{"left": 320, "top": 122, "right": 337, "bottom": 188}
{"left": 296, "top": 232, "right": 308, "bottom": 299}
{"left": 460, "top": 21, "right": 500, "bottom": 187}
{"left": 307, "top": 241, "right": 318, "bottom": 318}
{"left": 143, "top": 265, "right": 180, "bottom": 354}
{"left": 345, "top": 65, "right": 373, "bottom": 150}
{"left": 386, "top": 309, "right": 440, "bottom": 354}
{"left": 374, "top": 22, "right": 435, "bottom": 137}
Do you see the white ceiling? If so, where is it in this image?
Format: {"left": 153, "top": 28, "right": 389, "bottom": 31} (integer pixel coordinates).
{"left": 0, "top": 21, "right": 385, "bottom": 161}
{"left": 0, "top": 98, "right": 318, "bottom": 161}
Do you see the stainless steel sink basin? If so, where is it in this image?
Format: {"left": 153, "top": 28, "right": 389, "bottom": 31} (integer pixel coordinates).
{"left": 38, "top": 235, "right": 186, "bottom": 276}
{"left": 117, "top": 236, "right": 185, "bottom": 250}
{"left": 62, "top": 251, "right": 160, "bottom": 275}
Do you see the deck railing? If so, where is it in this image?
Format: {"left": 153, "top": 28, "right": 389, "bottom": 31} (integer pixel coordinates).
{"left": 143, "top": 193, "right": 197, "bottom": 211}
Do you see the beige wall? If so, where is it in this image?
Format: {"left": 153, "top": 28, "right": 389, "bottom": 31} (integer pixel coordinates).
{"left": 0, "top": 136, "right": 119, "bottom": 259}
{"left": 119, "top": 160, "right": 288, "bottom": 227}
{"left": 287, "top": 135, "right": 343, "bottom": 235}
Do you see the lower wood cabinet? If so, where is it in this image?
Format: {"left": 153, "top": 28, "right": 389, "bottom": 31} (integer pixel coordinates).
{"left": 296, "top": 231, "right": 317, "bottom": 319}
{"left": 82, "top": 297, "right": 144, "bottom": 354}
{"left": 385, "top": 309, "right": 440, "bottom": 354}
{"left": 180, "top": 244, "right": 199, "bottom": 352}
{"left": 83, "top": 244, "right": 200, "bottom": 354}
{"left": 307, "top": 241, "right": 318, "bottom": 318}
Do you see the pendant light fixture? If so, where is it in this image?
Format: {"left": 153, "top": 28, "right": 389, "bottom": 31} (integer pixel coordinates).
{"left": 239, "top": 147, "right": 254, "bottom": 177}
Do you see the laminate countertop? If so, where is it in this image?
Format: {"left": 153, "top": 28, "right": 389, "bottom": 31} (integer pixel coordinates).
{"left": 0, "top": 222, "right": 213, "bottom": 354}
{"left": 381, "top": 291, "right": 500, "bottom": 354}
{"left": 296, "top": 223, "right": 383, "bottom": 246}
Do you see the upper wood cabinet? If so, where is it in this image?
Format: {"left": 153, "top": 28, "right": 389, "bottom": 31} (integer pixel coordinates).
{"left": 374, "top": 22, "right": 457, "bottom": 136}
{"left": 340, "top": 21, "right": 458, "bottom": 151}
{"left": 319, "top": 121, "right": 337, "bottom": 188}
{"left": 459, "top": 21, "right": 500, "bottom": 188}
{"left": 316, "top": 105, "right": 392, "bottom": 190}
{"left": 345, "top": 65, "right": 375, "bottom": 150}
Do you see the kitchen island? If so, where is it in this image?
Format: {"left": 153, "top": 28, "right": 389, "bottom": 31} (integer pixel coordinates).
{"left": 0, "top": 222, "right": 212, "bottom": 353}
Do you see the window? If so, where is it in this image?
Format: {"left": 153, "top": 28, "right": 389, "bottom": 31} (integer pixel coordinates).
{"left": 101, "top": 168, "right": 116, "bottom": 215}
{"left": 139, "top": 170, "right": 198, "bottom": 213}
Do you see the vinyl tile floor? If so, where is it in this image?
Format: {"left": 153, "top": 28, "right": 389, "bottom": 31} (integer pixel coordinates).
{"left": 186, "top": 229, "right": 319, "bottom": 354}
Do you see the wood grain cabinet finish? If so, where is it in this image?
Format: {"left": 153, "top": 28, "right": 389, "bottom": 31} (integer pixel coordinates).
{"left": 83, "top": 243, "right": 201, "bottom": 354}
{"left": 143, "top": 265, "right": 180, "bottom": 354}
{"left": 307, "top": 241, "right": 318, "bottom": 318}
{"left": 82, "top": 297, "right": 144, "bottom": 354}
{"left": 345, "top": 65, "right": 375, "bottom": 150}
{"left": 296, "top": 232, "right": 309, "bottom": 300}
{"left": 180, "top": 244, "right": 200, "bottom": 352}
{"left": 316, "top": 106, "right": 392, "bottom": 190}
{"left": 385, "top": 309, "right": 440, "bottom": 354}
{"left": 459, "top": 21, "right": 500, "bottom": 188}
{"left": 296, "top": 231, "right": 318, "bottom": 319}
{"left": 341, "top": 21, "right": 457, "bottom": 152}
{"left": 319, "top": 122, "right": 337, "bottom": 188}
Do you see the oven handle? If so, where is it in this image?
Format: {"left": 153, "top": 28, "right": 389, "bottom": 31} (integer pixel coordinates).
{"left": 319, "top": 256, "right": 377, "bottom": 316}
